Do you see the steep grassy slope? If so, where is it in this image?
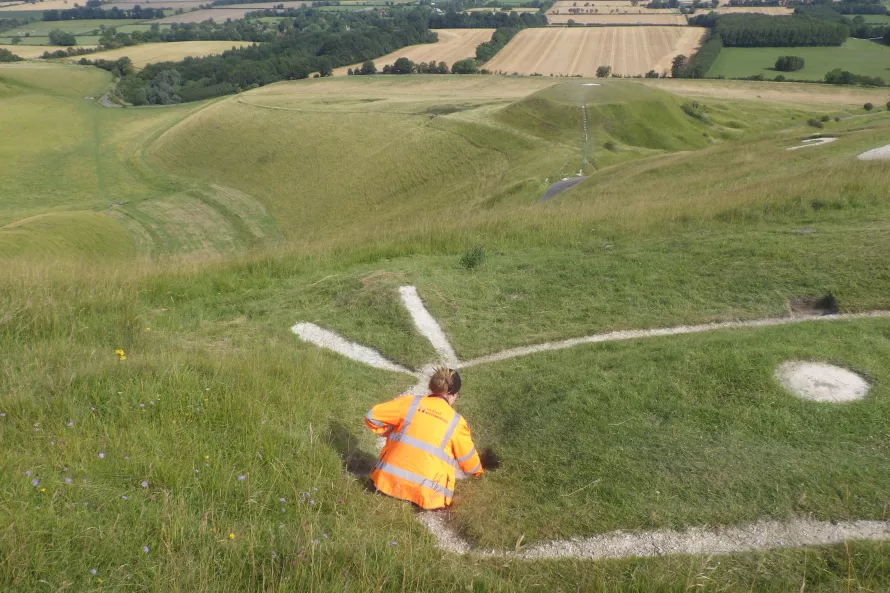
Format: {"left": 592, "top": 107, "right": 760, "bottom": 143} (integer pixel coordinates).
{"left": 3, "top": 69, "right": 890, "bottom": 591}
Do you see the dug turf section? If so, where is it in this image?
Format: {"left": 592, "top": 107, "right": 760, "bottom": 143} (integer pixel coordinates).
{"left": 72, "top": 41, "right": 255, "bottom": 69}
{"left": 485, "top": 26, "right": 707, "bottom": 77}
{"left": 707, "top": 39, "right": 890, "bottom": 82}
{"left": 332, "top": 29, "right": 495, "bottom": 76}
{"left": 4, "top": 64, "right": 890, "bottom": 591}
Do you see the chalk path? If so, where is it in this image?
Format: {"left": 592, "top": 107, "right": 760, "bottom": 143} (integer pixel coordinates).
{"left": 419, "top": 513, "right": 890, "bottom": 560}
{"left": 291, "top": 286, "right": 890, "bottom": 559}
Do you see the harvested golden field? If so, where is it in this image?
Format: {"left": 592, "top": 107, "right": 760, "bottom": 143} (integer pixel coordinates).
{"left": 332, "top": 29, "right": 494, "bottom": 76}
{"left": 71, "top": 41, "right": 252, "bottom": 68}
{"left": 105, "top": 0, "right": 208, "bottom": 8}
{"left": 641, "top": 78, "right": 890, "bottom": 107}
{"left": 713, "top": 6, "right": 793, "bottom": 14}
{"left": 485, "top": 26, "right": 706, "bottom": 77}
{"left": 0, "top": 0, "right": 76, "bottom": 10}
{"left": 547, "top": 12, "right": 687, "bottom": 24}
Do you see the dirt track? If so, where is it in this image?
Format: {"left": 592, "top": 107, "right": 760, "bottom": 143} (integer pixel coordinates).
{"left": 485, "top": 27, "right": 707, "bottom": 77}
{"left": 332, "top": 29, "right": 494, "bottom": 76}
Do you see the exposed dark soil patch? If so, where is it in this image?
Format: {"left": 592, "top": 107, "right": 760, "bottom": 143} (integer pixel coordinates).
{"left": 788, "top": 293, "right": 839, "bottom": 317}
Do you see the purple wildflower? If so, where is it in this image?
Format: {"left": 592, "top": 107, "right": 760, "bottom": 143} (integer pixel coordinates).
{"left": 24, "top": 470, "right": 31, "bottom": 477}
{"left": 90, "top": 569, "right": 97, "bottom": 575}
{"left": 67, "top": 422, "right": 73, "bottom": 427}
{"left": 65, "top": 478, "right": 72, "bottom": 484}
{"left": 142, "top": 546, "right": 149, "bottom": 554}
{"left": 237, "top": 475, "right": 245, "bottom": 481}
{"left": 141, "top": 481, "right": 148, "bottom": 488}
{"left": 31, "top": 479, "right": 38, "bottom": 487}
{"left": 309, "top": 499, "right": 314, "bottom": 505}
{"left": 122, "top": 496, "right": 128, "bottom": 500}
{"left": 279, "top": 498, "right": 286, "bottom": 503}
{"left": 98, "top": 453, "right": 104, "bottom": 459}
{"left": 390, "top": 541, "right": 397, "bottom": 547}
{"left": 323, "top": 533, "right": 328, "bottom": 539}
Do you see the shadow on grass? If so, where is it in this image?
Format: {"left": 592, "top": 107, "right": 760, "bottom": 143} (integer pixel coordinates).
{"left": 325, "top": 420, "right": 377, "bottom": 491}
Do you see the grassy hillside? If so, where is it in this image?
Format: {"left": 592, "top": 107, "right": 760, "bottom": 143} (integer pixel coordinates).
{"left": 707, "top": 39, "right": 890, "bottom": 81}
{"left": 2, "top": 65, "right": 890, "bottom": 590}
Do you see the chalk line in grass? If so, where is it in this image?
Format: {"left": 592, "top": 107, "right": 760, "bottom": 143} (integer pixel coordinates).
{"left": 857, "top": 144, "right": 890, "bottom": 161}
{"left": 399, "top": 286, "right": 458, "bottom": 366}
{"left": 291, "top": 322, "right": 416, "bottom": 375}
{"left": 458, "top": 311, "right": 890, "bottom": 369}
{"left": 419, "top": 513, "right": 890, "bottom": 560}
{"left": 786, "top": 137, "right": 836, "bottom": 151}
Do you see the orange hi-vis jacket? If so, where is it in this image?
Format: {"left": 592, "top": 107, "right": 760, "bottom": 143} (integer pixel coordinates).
{"left": 365, "top": 394, "right": 483, "bottom": 509}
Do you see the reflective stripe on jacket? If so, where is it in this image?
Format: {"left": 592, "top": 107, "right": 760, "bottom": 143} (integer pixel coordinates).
{"left": 364, "top": 394, "right": 483, "bottom": 509}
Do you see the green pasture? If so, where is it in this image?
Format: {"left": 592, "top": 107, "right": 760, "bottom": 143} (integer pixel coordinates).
{"left": 4, "top": 63, "right": 890, "bottom": 590}
{"left": 2, "top": 18, "right": 139, "bottom": 36}
{"left": 707, "top": 38, "right": 890, "bottom": 81}
{"left": 0, "top": 34, "right": 100, "bottom": 44}
{"left": 858, "top": 13, "right": 890, "bottom": 23}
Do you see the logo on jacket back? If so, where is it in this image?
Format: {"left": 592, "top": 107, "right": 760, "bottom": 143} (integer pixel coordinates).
{"left": 417, "top": 405, "right": 449, "bottom": 424}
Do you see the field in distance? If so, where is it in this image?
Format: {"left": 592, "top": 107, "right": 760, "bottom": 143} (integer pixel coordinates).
{"left": 547, "top": 12, "right": 688, "bottom": 24}
{"left": 333, "top": 29, "right": 494, "bottom": 76}
{"left": 486, "top": 26, "right": 706, "bottom": 77}
{"left": 712, "top": 6, "right": 794, "bottom": 14}
{"left": 61, "top": 41, "right": 254, "bottom": 68}
{"left": 707, "top": 39, "right": 890, "bottom": 82}
{"left": 149, "top": 2, "right": 310, "bottom": 23}
{"left": 0, "top": 43, "right": 93, "bottom": 57}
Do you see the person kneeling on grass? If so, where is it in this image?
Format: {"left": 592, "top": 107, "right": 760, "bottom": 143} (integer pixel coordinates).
{"left": 364, "top": 366, "right": 483, "bottom": 509}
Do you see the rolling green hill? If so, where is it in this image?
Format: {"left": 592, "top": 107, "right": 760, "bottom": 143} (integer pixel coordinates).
{"left": 2, "top": 62, "right": 890, "bottom": 591}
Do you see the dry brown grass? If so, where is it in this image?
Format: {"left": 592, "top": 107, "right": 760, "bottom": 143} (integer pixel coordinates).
{"left": 332, "top": 29, "right": 495, "bottom": 76}
{"left": 67, "top": 41, "right": 252, "bottom": 68}
{"left": 485, "top": 26, "right": 707, "bottom": 77}
{"left": 1, "top": 44, "right": 97, "bottom": 58}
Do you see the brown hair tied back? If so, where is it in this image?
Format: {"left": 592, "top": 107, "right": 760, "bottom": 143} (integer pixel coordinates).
{"left": 428, "top": 365, "right": 460, "bottom": 395}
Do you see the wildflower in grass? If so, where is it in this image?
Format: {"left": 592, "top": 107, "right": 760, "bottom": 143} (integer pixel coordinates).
{"left": 140, "top": 404, "right": 145, "bottom": 408}
{"left": 67, "top": 422, "right": 73, "bottom": 427}
{"left": 204, "top": 455, "right": 209, "bottom": 460}
{"left": 271, "top": 551, "right": 277, "bottom": 558}
{"left": 124, "top": 456, "right": 129, "bottom": 461}
{"left": 97, "top": 578, "right": 103, "bottom": 584}
{"left": 337, "top": 500, "right": 343, "bottom": 505}
{"left": 149, "top": 401, "right": 155, "bottom": 405}
{"left": 238, "top": 475, "right": 245, "bottom": 481}
{"left": 24, "top": 470, "right": 31, "bottom": 477}
{"left": 31, "top": 479, "right": 38, "bottom": 487}
{"left": 141, "top": 481, "right": 148, "bottom": 488}
{"left": 228, "top": 533, "right": 235, "bottom": 540}
{"left": 65, "top": 478, "right": 72, "bottom": 484}
{"left": 279, "top": 498, "right": 286, "bottom": 503}
{"left": 40, "top": 488, "right": 46, "bottom": 493}
{"left": 323, "top": 533, "right": 328, "bottom": 539}
{"left": 0, "top": 413, "right": 5, "bottom": 417}
{"left": 309, "top": 500, "right": 314, "bottom": 505}
{"left": 91, "top": 407, "right": 96, "bottom": 412}
{"left": 122, "top": 496, "right": 128, "bottom": 500}
{"left": 114, "top": 349, "right": 126, "bottom": 361}
{"left": 145, "top": 328, "right": 151, "bottom": 332}
{"left": 98, "top": 452, "right": 104, "bottom": 459}
{"left": 142, "top": 546, "right": 149, "bottom": 554}
{"left": 312, "top": 539, "right": 319, "bottom": 545}
{"left": 90, "top": 569, "right": 97, "bottom": 575}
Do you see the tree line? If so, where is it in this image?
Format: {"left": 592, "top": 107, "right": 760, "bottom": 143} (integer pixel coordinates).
{"left": 714, "top": 13, "right": 849, "bottom": 46}
{"left": 43, "top": 4, "right": 165, "bottom": 21}
{"left": 112, "top": 8, "right": 436, "bottom": 104}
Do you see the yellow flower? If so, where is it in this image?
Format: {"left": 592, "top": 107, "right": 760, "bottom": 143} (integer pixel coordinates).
{"left": 114, "top": 349, "right": 126, "bottom": 361}
{"left": 40, "top": 488, "right": 46, "bottom": 493}
{"left": 145, "top": 327, "right": 151, "bottom": 332}
{"left": 228, "top": 533, "right": 235, "bottom": 540}
{"left": 204, "top": 455, "right": 209, "bottom": 460}
{"left": 98, "top": 578, "right": 103, "bottom": 583}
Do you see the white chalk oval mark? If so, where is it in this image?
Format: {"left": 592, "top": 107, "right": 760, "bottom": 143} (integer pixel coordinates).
{"left": 857, "top": 144, "right": 890, "bottom": 161}
{"left": 775, "top": 361, "right": 869, "bottom": 403}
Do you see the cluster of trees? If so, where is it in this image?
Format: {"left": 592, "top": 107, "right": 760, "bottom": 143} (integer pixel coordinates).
{"left": 832, "top": 0, "right": 888, "bottom": 16}
{"left": 114, "top": 8, "right": 436, "bottom": 104}
{"left": 774, "top": 55, "right": 805, "bottom": 71}
{"left": 710, "top": 13, "right": 850, "bottom": 46}
{"left": 824, "top": 68, "right": 885, "bottom": 86}
{"left": 78, "top": 55, "right": 135, "bottom": 77}
{"left": 48, "top": 28, "right": 78, "bottom": 45}
{"left": 672, "top": 33, "right": 723, "bottom": 78}
{"left": 417, "top": 9, "right": 546, "bottom": 29}
{"left": 475, "top": 26, "right": 521, "bottom": 62}
{"left": 43, "top": 4, "right": 165, "bottom": 21}
{"left": 0, "top": 47, "right": 23, "bottom": 62}
{"left": 347, "top": 56, "right": 483, "bottom": 75}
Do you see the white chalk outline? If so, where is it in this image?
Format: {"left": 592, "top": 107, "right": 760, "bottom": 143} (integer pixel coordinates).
{"left": 291, "top": 286, "right": 890, "bottom": 559}
{"left": 786, "top": 137, "right": 837, "bottom": 151}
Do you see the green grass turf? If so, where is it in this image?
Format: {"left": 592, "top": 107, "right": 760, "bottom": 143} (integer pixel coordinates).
{"left": 3, "top": 65, "right": 890, "bottom": 590}
{"left": 707, "top": 39, "right": 890, "bottom": 82}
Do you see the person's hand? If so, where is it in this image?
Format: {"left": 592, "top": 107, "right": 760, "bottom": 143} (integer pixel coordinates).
{"left": 479, "top": 448, "right": 501, "bottom": 471}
